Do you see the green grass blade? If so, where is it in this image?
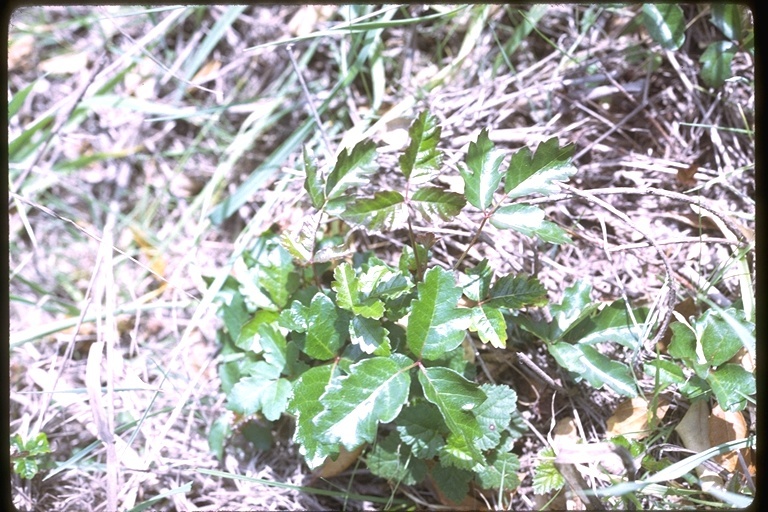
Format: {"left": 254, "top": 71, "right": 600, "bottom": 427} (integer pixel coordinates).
{"left": 209, "top": 31, "right": 383, "bottom": 223}
{"left": 126, "top": 482, "right": 193, "bottom": 512}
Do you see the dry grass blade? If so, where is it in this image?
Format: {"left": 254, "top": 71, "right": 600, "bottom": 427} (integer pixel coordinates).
{"left": 8, "top": 5, "right": 753, "bottom": 510}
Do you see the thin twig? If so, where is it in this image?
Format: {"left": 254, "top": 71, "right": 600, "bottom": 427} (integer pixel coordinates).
{"left": 559, "top": 183, "right": 677, "bottom": 352}
{"left": 9, "top": 193, "right": 201, "bottom": 302}
{"left": 286, "top": 44, "right": 334, "bottom": 158}
{"left": 10, "top": 52, "right": 108, "bottom": 202}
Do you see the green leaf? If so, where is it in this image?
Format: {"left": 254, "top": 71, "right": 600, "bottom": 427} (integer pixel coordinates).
{"left": 234, "top": 310, "right": 277, "bottom": 352}
{"left": 332, "top": 263, "right": 386, "bottom": 319}
{"left": 279, "top": 225, "right": 314, "bottom": 263}
{"left": 459, "top": 259, "right": 493, "bottom": 303}
{"left": 642, "top": 4, "right": 686, "bottom": 50}
{"left": 469, "top": 305, "right": 508, "bottom": 348}
{"left": 697, "top": 308, "right": 745, "bottom": 367}
{"left": 700, "top": 40, "right": 737, "bottom": 88}
{"left": 490, "top": 204, "right": 572, "bottom": 244}
{"left": 279, "top": 300, "right": 308, "bottom": 332}
{"left": 668, "top": 309, "right": 750, "bottom": 372}
{"left": 255, "top": 323, "right": 287, "bottom": 371}
{"left": 474, "top": 384, "right": 518, "bottom": 450}
{"left": 304, "top": 293, "right": 344, "bottom": 360}
{"left": 260, "top": 378, "right": 292, "bottom": 421}
{"left": 550, "top": 281, "right": 597, "bottom": 337}
{"left": 399, "top": 110, "right": 443, "bottom": 182}
{"left": 289, "top": 365, "right": 338, "bottom": 469}
{"left": 430, "top": 464, "right": 473, "bottom": 503}
{"left": 418, "top": 366, "right": 486, "bottom": 463}
{"left": 396, "top": 404, "right": 448, "bottom": 459}
{"left": 303, "top": 146, "right": 325, "bottom": 208}
{"left": 332, "top": 262, "right": 359, "bottom": 312}
{"left": 325, "top": 139, "right": 378, "bottom": 201}
{"left": 343, "top": 191, "right": 407, "bottom": 231}
{"left": 366, "top": 431, "right": 428, "bottom": 486}
{"left": 410, "top": 187, "right": 466, "bottom": 222}
{"left": 349, "top": 316, "right": 391, "bottom": 355}
{"left": 643, "top": 358, "right": 687, "bottom": 390}
{"left": 458, "top": 129, "right": 505, "bottom": 210}
{"left": 13, "top": 457, "right": 40, "bottom": 480}
{"left": 667, "top": 321, "right": 698, "bottom": 362}
{"left": 504, "top": 137, "right": 576, "bottom": 198}
{"left": 220, "top": 292, "right": 250, "bottom": 343}
{"left": 532, "top": 446, "right": 564, "bottom": 494}
{"left": 475, "top": 451, "right": 521, "bottom": 491}
{"left": 363, "top": 264, "right": 413, "bottom": 301}
{"left": 406, "top": 266, "right": 471, "bottom": 360}
{"left": 227, "top": 372, "right": 291, "bottom": 421}
{"left": 208, "top": 415, "right": 231, "bottom": 461}
{"left": 564, "top": 302, "right": 648, "bottom": 350}
{"left": 707, "top": 364, "right": 755, "bottom": 412}
{"left": 315, "top": 354, "right": 413, "bottom": 451}
{"left": 486, "top": 273, "right": 548, "bottom": 309}
{"left": 548, "top": 342, "right": 638, "bottom": 396}
{"left": 8, "top": 80, "right": 37, "bottom": 121}
{"left": 442, "top": 434, "right": 482, "bottom": 469}
{"left": 17, "top": 432, "right": 50, "bottom": 457}
{"left": 710, "top": 4, "right": 742, "bottom": 41}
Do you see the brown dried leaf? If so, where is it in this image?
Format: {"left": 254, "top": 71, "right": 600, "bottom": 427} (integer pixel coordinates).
{"left": 676, "top": 163, "right": 698, "bottom": 186}
{"left": 314, "top": 443, "right": 365, "bottom": 479}
{"left": 288, "top": 5, "right": 335, "bottom": 37}
{"left": 675, "top": 400, "right": 724, "bottom": 490}
{"left": 606, "top": 396, "right": 670, "bottom": 440}
{"left": 9, "top": 34, "right": 35, "bottom": 71}
{"left": 709, "top": 404, "right": 751, "bottom": 473}
{"left": 39, "top": 51, "right": 89, "bottom": 75}
{"left": 190, "top": 60, "right": 221, "bottom": 86}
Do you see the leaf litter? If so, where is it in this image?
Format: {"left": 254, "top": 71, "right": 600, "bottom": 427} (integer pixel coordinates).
{"left": 9, "top": 5, "right": 754, "bottom": 510}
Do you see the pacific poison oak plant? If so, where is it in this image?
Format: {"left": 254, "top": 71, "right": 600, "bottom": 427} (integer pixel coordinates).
{"left": 209, "top": 110, "right": 753, "bottom": 500}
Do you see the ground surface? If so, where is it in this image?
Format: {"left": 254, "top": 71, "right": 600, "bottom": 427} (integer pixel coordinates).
{"left": 8, "top": 5, "right": 755, "bottom": 511}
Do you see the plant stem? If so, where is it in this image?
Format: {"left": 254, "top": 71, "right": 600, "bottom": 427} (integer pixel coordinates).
{"left": 406, "top": 215, "right": 423, "bottom": 282}
{"left": 453, "top": 213, "right": 489, "bottom": 270}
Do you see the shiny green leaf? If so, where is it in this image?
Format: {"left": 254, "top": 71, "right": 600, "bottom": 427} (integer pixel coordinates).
{"left": 459, "top": 259, "right": 493, "bottom": 303}
{"left": 289, "top": 365, "right": 338, "bottom": 469}
{"left": 315, "top": 355, "right": 413, "bottom": 451}
{"left": 407, "top": 266, "right": 471, "bottom": 360}
{"left": 710, "top": 4, "right": 742, "bottom": 41}
{"left": 487, "top": 273, "right": 548, "bottom": 309}
{"left": 548, "top": 342, "right": 637, "bottom": 396}
{"left": 469, "top": 305, "right": 507, "bottom": 348}
{"left": 418, "top": 366, "right": 486, "bottom": 464}
{"left": 325, "top": 139, "right": 377, "bottom": 200}
{"left": 343, "top": 191, "right": 406, "bottom": 231}
{"left": 504, "top": 137, "right": 576, "bottom": 198}
{"left": 304, "top": 293, "right": 344, "bottom": 360}
{"left": 410, "top": 187, "right": 466, "bottom": 222}
{"left": 366, "top": 431, "right": 427, "bottom": 485}
{"left": 490, "top": 204, "right": 572, "bottom": 244}
{"left": 399, "top": 110, "right": 443, "bottom": 182}
{"left": 700, "top": 40, "right": 737, "bottom": 88}
{"left": 349, "top": 316, "right": 391, "bottom": 355}
{"left": 642, "top": 4, "right": 686, "bottom": 50}
{"left": 396, "top": 404, "right": 447, "bottom": 459}
{"left": 707, "top": 364, "right": 755, "bottom": 412}
{"left": 303, "top": 146, "right": 324, "bottom": 208}
{"left": 458, "top": 129, "right": 505, "bottom": 210}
